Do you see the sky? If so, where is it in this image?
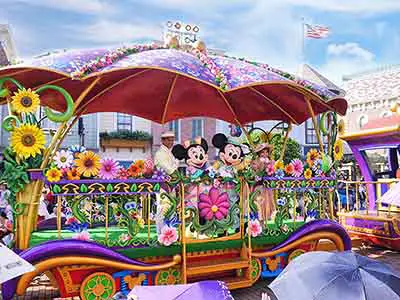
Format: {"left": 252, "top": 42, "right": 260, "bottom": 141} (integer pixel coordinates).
{"left": 1, "top": 0, "right": 400, "bottom": 85}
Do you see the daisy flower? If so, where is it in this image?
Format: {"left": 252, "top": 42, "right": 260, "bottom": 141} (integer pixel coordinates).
{"left": 99, "top": 158, "right": 120, "bottom": 180}
{"left": 53, "top": 150, "right": 74, "bottom": 169}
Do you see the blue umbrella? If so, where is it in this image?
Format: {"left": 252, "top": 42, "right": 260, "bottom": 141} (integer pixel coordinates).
{"left": 269, "top": 251, "right": 400, "bottom": 300}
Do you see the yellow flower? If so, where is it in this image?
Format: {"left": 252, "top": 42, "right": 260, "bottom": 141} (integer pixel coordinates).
{"left": 10, "top": 124, "right": 46, "bottom": 159}
{"left": 338, "top": 119, "right": 345, "bottom": 135}
{"left": 306, "top": 149, "right": 320, "bottom": 166}
{"left": 46, "top": 168, "right": 62, "bottom": 182}
{"left": 333, "top": 139, "right": 344, "bottom": 161}
{"left": 11, "top": 88, "right": 40, "bottom": 114}
{"left": 304, "top": 168, "right": 312, "bottom": 179}
{"left": 274, "top": 160, "right": 284, "bottom": 171}
{"left": 75, "top": 151, "right": 101, "bottom": 177}
{"left": 137, "top": 217, "right": 145, "bottom": 228}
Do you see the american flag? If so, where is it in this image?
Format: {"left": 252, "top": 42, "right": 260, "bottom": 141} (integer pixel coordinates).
{"left": 305, "top": 23, "right": 330, "bottom": 39}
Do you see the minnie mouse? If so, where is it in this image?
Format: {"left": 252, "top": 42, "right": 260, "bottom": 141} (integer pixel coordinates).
{"left": 172, "top": 137, "right": 209, "bottom": 178}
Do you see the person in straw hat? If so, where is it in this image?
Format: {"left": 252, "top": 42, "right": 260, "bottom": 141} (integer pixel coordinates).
{"left": 154, "top": 131, "right": 179, "bottom": 234}
{"left": 154, "top": 131, "right": 179, "bottom": 175}
{"left": 252, "top": 143, "right": 276, "bottom": 223}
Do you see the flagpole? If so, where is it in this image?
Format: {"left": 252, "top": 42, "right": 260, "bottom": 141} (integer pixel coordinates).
{"left": 301, "top": 17, "right": 305, "bottom": 64}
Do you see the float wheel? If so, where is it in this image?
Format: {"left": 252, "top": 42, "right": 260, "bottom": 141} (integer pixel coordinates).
{"left": 250, "top": 258, "right": 262, "bottom": 283}
{"left": 80, "top": 272, "right": 116, "bottom": 300}
{"left": 288, "top": 249, "right": 306, "bottom": 262}
{"left": 155, "top": 267, "right": 181, "bottom": 285}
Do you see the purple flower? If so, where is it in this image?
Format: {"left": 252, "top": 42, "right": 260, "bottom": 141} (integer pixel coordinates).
{"left": 152, "top": 168, "right": 167, "bottom": 180}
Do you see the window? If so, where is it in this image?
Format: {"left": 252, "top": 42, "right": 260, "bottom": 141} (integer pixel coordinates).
{"left": 305, "top": 116, "right": 327, "bottom": 145}
{"left": 381, "top": 111, "right": 392, "bottom": 118}
{"left": 117, "top": 113, "right": 132, "bottom": 131}
{"left": 168, "top": 120, "right": 180, "bottom": 142}
{"left": 358, "top": 115, "right": 368, "bottom": 129}
{"left": 192, "top": 119, "right": 204, "bottom": 139}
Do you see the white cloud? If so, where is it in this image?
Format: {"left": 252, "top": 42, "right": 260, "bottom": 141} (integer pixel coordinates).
{"left": 327, "top": 43, "right": 375, "bottom": 61}
{"left": 319, "top": 43, "right": 377, "bottom": 85}
{"left": 71, "top": 20, "right": 162, "bottom": 44}
{"left": 4, "top": 0, "right": 112, "bottom": 14}
{"left": 138, "top": 0, "right": 400, "bottom": 14}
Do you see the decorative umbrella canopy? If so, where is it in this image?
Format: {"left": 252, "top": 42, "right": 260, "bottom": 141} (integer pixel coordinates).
{"left": 0, "top": 43, "right": 347, "bottom": 125}
{"left": 269, "top": 251, "right": 400, "bottom": 300}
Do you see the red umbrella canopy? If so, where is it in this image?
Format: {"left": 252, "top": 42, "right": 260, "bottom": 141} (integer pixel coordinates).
{"left": 0, "top": 44, "right": 347, "bottom": 125}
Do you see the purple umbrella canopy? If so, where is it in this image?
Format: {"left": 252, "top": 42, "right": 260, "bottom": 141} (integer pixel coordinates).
{"left": 128, "top": 280, "right": 234, "bottom": 300}
{"left": 0, "top": 43, "right": 347, "bottom": 125}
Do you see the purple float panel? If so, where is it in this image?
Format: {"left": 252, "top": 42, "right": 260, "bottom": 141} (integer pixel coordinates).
{"left": 346, "top": 129, "right": 400, "bottom": 210}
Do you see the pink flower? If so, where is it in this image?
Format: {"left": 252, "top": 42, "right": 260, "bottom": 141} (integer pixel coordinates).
{"left": 158, "top": 225, "right": 178, "bottom": 246}
{"left": 99, "top": 158, "right": 120, "bottom": 180}
{"left": 249, "top": 219, "right": 262, "bottom": 237}
{"left": 117, "top": 168, "right": 130, "bottom": 179}
{"left": 265, "top": 161, "right": 275, "bottom": 176}
{"left": 119, "top": 233, "right": 131, "bottom": 242}
{"left": 73, "top": 231, "right": 90, "bottom": 241}
{"left": 143, "top": 158, "right": 154, "bottom": 176}
{"left": 291, "top": 159, "right": 304, "bottom": 177}
{"left": 198, "top": 187, "right": 230, "bottom": 221}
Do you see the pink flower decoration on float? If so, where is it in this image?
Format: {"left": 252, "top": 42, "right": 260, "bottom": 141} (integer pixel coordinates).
{"left": 198, "top": 187, "right": 230, "bottom": 221}
{"left": 291, "top": 159, "right": 304, "bottom": 177}
{"left": 158, "top": 225, "right": 178, "bottom": 246}
{"left": 249, "top": 219, "right": 262, "bottom": 237}
{"left": 117, "top": 168, "right": 130, "bottom": 180}
{"left": 73, "top": 231, "right": 90, "bottom": 241}
{"left": 99, "top": 158, "right": 120, "bottom": 180}
{"left": 265, "top": 161, "right": 275, "bottom": 176}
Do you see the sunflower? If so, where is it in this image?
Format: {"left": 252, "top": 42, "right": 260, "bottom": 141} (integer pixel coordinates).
{"left": 333, "top": 139, "right": 344, "bottom": 161}
{"left": 304, "top": 168, "right": 313, "bottom": 180}
{"left": 75, "top": 151, "right": 101, "bottom": 177}
{"left": 46, "top": 168, "right": 62, "bottom": 182}
{"left": 10, "top": 124, "right": 46, "bottom": 159}
{"left": 338, "top": 119, "right": 345, "bottom": 135}
{"left": 11, "top": 88, "right": 40, "bottom": 114}
{"left": 306, "top": 149, "right": 320, "bottom": 167}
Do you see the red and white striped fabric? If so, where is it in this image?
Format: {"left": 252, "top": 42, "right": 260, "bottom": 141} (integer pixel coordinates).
{"left": 305, "top": 24, "right": 330, "bottom": 39}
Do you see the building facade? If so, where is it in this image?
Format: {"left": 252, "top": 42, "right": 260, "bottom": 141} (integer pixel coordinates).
{"left": 0, "top": 25, "right": 100, "bottom": 155}
{"left": 342, "top": 65, "right": 400, "bottom": 133}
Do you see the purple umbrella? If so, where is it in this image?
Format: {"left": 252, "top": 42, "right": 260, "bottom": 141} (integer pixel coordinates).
{"left": 128, "top": 280, "right": 234, "bottom": 300}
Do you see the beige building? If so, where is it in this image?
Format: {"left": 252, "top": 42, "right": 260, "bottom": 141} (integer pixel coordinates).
{"left": 98, "top": 113, "right": 152, "bottom": 165}
{"left": 342, "top": 65, "right": 400, "bottom": 134}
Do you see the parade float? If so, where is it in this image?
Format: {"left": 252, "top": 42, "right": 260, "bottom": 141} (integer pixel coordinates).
{"left": 338, "top": 114, "right": 400, "bottom": 250}
{"left": 0, "top": 38, "right": 351, "bottom": 300}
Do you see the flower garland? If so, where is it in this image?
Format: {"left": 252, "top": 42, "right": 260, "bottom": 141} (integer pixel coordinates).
{"left": 70, "top": 44, "right": 167, "bottom": 79}
{"left": 222, "top": 54, "right": 332, "bottom": 100}
{"left": 191, "top": 48, "right": 230, "bottom": 90}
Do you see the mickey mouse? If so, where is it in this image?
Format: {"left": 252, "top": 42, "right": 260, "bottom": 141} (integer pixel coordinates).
{"left": 212, "top": 133, "right": 244, "bottom": 167}
{"left": 172, "top": 137, "right": 209, "bottom": 178}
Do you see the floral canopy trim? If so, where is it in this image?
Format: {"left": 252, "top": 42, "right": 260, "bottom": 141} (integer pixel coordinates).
{"left": 29, "top": 43, "right": 337, "bottom": 99}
